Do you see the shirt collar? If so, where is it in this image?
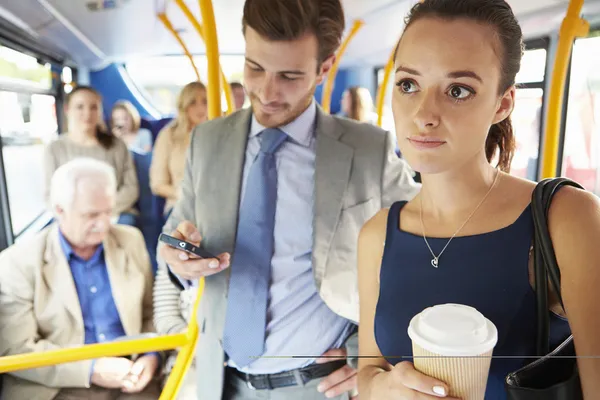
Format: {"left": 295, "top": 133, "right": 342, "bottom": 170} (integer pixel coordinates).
{"left": 249, "top": 98, "right": 316, "bottom": 147}
{"left": 58, "top": 229, "right": 104, "bottom": 263}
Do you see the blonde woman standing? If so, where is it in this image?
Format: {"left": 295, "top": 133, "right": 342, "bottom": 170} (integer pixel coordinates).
{"left": 150, "top": 81, "right": 207, "bottom": 215}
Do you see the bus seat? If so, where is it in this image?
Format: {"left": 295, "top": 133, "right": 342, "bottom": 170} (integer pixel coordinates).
{"left": 141, "top": 117, "right": 174, "bottom": 144}
{"left": 131, "top": 150, "right": 166, "bottom": 275}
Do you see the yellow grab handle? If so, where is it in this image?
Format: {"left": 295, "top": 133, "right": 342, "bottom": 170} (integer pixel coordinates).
{"left": 174, "top": 0, "right": 234, "bottom": 115}
{"left": 540, "top": 0, "right": 589, "bottom": 178}
{"left": 157, "top": 13, "right": 201, "bottom": 82}
{"left": 321, "top": 20, "right": 365, "bottom": 113}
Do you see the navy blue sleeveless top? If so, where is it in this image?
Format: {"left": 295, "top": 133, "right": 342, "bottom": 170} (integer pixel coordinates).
{"left": 374, "top": 201, "right": 571, "bottom": 400}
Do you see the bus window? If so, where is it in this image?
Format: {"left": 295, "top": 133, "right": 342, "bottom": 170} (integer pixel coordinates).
{"left": 0, "top": 46, "right": 58, "bottom": 237}
{"left": 562, "top": 34, "right": 600, "bottom": 194}
{"left": 511, "top": 88, "right": 543, "bottom": 179}
{"left": 511, "top": 47, "right": 547, "bottom": 180}
{"left": 126, "top": 55, "right": 245, "bottom": 115}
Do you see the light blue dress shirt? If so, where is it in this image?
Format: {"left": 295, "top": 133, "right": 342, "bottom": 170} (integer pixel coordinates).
{"left": 225, "top": 100, "right": 353, "bottom": 374}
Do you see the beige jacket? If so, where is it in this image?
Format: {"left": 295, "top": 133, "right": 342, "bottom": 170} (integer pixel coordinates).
{"left": 149, "top": 122, "right": 192, "bottom": 212}
{"left": 0, "top": 224, "right": 155, "bottom": 400}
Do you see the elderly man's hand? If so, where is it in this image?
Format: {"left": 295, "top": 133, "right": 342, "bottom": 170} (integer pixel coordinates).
{"left": 121, "top": 354, "right": 160, "bottom": 394}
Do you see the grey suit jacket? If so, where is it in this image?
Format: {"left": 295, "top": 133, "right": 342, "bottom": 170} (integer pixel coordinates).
{"left": 160, "top": 105, "right": 420, "bottom": 400}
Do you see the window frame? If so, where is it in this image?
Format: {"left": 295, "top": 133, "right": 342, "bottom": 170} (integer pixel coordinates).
{"left": 0, "top": 40, "right": 65, "bottom": 249}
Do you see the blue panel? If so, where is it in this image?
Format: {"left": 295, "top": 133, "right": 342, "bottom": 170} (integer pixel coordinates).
{"left": 315, "top": 69, "right": 348, "bottom": 115}
{"left": 90, "top": 63, "right": 162, "bottom": 121}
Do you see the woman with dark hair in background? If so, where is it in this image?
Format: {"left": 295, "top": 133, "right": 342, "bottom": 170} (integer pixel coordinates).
{"left": 44, "top": 86, "right": 139, "bottom": 226}
{"left": 357, "top": 0, "right": 600, "bottom": 399}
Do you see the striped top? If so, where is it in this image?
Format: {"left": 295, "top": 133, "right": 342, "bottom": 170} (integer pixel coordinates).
{"left": 153, "top": 263, "right": 195, "bottom": 335}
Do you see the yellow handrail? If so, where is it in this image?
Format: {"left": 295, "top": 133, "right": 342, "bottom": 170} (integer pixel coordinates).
{"left": 174, "top": 0, "right": 234, "bottom": 115}
{"left": 0, "top": 334, "right": 188, "bottom": 373}
{"left": 540, "top": 0, "right": 589, "bottom": 178}
{"left": 321, "top": 20, "right": 365, "bottom": 113}
{"left": 157, "top": 13, "right": 201, "bottom": 82}
{"left": 376, "top": 48, "right": 395, "bottom": 127}
{"left": 199, "top": 0, "right": 222, "bottom": 120}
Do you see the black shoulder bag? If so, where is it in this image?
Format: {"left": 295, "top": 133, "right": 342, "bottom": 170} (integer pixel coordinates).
{"left": 505, "top": 177, "right": 584, "bottom": 399}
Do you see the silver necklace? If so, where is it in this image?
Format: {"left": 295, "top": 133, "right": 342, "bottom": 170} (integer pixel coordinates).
{"left": 420, "top": 169, "right": 500, "bottom": 268}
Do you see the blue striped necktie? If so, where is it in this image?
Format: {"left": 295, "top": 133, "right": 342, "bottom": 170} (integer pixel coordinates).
{"left": 222, "top": 128, "right": 287, "bottom": 368}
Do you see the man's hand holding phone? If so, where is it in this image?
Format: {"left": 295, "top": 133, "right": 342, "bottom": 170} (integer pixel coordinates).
{"left": 158, "top": 221, "right": 230, "bottom": 280}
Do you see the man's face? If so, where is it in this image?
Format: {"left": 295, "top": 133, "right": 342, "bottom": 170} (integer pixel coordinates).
{"left": 243, "top": 27, "right": 334, "bottom": 127}
{"left": 232, "top": 86, "right": 246, "bottom": 109}
{"left": 56, "top": 179, "right": 114, "bottom": 247}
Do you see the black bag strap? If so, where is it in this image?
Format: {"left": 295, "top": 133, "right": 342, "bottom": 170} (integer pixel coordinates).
{"left": 531, "top": 177, "right": 585, "bottom": 355}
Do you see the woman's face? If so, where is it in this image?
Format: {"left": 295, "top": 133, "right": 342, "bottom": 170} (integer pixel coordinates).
{"left": 392, "top": 17, "right": 514, "bottom": 175}
{"left": 186, "top": 89, "right": 208, "bottom": 126}
{"left": 111, "top": 108, "right": 133, "bottom": 136}
{"left": 66, "top": 90, "right": 101, "bottom": 134}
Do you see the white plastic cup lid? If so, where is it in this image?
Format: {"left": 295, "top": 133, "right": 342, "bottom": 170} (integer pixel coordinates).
{"left": 407, "top": 303, "right": 498, "bottom": 357}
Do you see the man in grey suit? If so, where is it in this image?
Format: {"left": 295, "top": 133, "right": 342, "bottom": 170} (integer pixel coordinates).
{"left": 158, "top": 0, "right": 420, "bottom": 399}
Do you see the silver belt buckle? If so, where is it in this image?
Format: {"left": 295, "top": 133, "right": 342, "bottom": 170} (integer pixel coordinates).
{"left": 245, "top": 373, "right": 256, "bottom": 390}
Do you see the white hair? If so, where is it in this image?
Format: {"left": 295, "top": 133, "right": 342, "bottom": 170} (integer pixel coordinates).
{"left": 50, "top": 158, "right": 117, "bottom": 210}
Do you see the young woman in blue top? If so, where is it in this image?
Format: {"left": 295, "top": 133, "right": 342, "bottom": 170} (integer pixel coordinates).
{"left": 357, "top": 0, "right": 600, "bottom": 398}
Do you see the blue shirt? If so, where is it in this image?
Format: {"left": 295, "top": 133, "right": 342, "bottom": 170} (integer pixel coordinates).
{"left": 58, "top": 231, "right": 158, "bottom": 379}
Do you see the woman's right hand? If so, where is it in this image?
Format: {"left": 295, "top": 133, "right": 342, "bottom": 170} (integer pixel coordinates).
{"left": 374, "top": 361, "right": 461, "bottom": 399}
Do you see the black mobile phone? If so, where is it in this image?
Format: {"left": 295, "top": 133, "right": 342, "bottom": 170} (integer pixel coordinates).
{"left": 159, "top": 233, "right": 217, "bottom": 259}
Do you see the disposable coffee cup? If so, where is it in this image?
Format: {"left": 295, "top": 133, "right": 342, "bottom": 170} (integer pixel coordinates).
{"left": 407, "top": 304, "right": 498, "bottom": 400}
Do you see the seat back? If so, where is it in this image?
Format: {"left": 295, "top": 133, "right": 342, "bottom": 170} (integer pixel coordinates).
{"left": 141, "top": 117, "right": 174, "bottom": 144}
{"left": 131, "top": 150, "right": 166, "bottom": 274}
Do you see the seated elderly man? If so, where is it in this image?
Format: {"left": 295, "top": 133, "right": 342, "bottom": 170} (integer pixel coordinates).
{"left": 0, "top": 158, "right": 161, "bottom": 400}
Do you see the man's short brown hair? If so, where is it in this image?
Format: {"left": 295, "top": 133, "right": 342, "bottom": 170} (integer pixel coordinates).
{"left": 242, "top": 0, "right": 345, "bottom": 64}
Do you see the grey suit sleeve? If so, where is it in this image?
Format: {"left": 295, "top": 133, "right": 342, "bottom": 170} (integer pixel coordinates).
{"left": 381, "top": 130, "right": 421, "bottom": 208}
{"left": 158, "top": 127, "right": 200, "bottom": 290}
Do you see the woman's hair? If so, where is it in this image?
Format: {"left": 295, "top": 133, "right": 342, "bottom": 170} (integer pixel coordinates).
{"left": 171, "top": 81, "right": 207, "bottom": 136}
{"left": 346, "top": 86, "right": 374, "bottom": 123}
{"left": 401, "top": 0, "right": 524, "bottom": 171}
{"left": 66, "top": 86, "right": 115, "bottom": 150}
{"left": 111, "top": 100, "right": 141, "bottom": 132}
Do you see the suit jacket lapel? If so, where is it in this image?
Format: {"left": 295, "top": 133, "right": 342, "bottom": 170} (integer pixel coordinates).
{"left": 313, "top": 108, "right": 354, "bottom": 288}
{"left": 42, "top": 225, "right": 83, "bottom": 327}
{"left": 203, "top": 109, "right": 252, "bottom": 285}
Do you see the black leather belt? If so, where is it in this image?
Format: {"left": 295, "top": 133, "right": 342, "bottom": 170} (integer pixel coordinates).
{"left": 226, "top": 359, "right": 346, "bottom": 390}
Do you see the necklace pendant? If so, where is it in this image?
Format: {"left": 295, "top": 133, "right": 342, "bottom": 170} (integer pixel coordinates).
{"left": 431, "top": 258, "right": 439, "bottom": 268}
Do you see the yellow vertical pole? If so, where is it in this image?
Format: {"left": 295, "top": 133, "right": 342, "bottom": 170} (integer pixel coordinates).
{"left": 157, "top": 13, "right": 201, "bottom": 82}
{"left": 375, "top": 49, "right": 395, "bottom": 127}
{"left": 158, "top": 279, "right": 205, "bottom": 400}
{"left": 199, "top": 0, "right": 221, "bottom": 119}
{"left": 321, "top": 20, "right": 365, "bottom": 113}
{"left": 540, "top": 0, "right": 589, "bottom": 178}
{"left": 174, "top": 0, "right": 234, "bottom": 115}
{"left": 376, "top": 0, "right": 424, "bottom": 127}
